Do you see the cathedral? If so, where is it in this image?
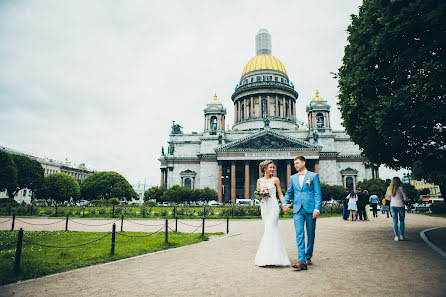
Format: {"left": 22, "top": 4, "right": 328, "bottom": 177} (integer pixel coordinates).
{"left": 159, "top": 29, "right": 378, "bottom": 202}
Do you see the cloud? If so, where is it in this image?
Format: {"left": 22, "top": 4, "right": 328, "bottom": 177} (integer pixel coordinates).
{"left": 0, "top": 0, "right": 365, "bottom": 186}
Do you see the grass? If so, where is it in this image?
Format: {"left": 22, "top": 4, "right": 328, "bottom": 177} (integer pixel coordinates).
{"left": 0, "top": 205, "right": 343, "bottom": 219}
{"left": 0, "top": 230, "right": 222, "bottom": 286}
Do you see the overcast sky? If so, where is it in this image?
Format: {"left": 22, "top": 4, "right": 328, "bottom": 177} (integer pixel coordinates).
{"left": 0, "top": 0, "right": 405, "bottom": 185}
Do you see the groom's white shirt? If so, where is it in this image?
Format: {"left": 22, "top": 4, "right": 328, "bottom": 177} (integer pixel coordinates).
{"left": 298, "top": 169, "right": 307, "bottom": 188}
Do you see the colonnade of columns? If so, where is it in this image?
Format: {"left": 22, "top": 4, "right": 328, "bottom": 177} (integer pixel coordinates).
{"left": 234, "top": 95, "right": 296, "bottom": 123}
{"left": 217, "top": 160, "right": 297, "bottom": 202}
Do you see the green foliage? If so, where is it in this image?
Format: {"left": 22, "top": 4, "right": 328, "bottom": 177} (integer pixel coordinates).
{"left": 338, "top": 1, "right": 446, "bottom": 175}
{"left": 413, "top": 150, "right": 446, "bottom": 201}
{"left": 144, "top": 186, "right": 167, "bottom": 201}
{"left": 419, "top": 188, "right": 431, "bottom": 196}
{"left": 10, "top": 154, "right": 44, "bottom": 197}
{"left": 401, "top": 182, "right": 420, "bottom": 203}
{"left": 0, "top": 150, "right": 18, "bottom": 197}
{"left": 357, "top": 178, "right": 389, "bottom": 198}
{"left": 90, "top": 199, "right": 105, "bottom": 206}
{"left": 38, "top": 173, "right": 80, "bottom": 202}
{"left": 430, "top": 202, "right": 446, "bottom": 214}
{"left": 108, "top": 198, "right": 120, "bottom": 205}
{"left": 0, "top": 230, "right": 213, "bottom": 285}
{"left": 144, "top": 200, "right": 157, "bottom": 207}
{"left": 320, "top": 183, "right": 345, "bottom": 201}
{"left": 80, "top": 172, "right": 137, "bottom": 201}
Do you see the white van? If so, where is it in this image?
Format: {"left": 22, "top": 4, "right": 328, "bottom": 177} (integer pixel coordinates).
{"left": 236, "top": 199, "right": 260, "bottom": 206}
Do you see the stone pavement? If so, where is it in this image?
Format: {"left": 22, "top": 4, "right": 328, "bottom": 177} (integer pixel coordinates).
{"left": 1, "top": 214, "right": 445, "bottom": 297}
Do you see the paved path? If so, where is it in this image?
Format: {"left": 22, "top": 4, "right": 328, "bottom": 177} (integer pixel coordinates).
{"left": 1, "top": 214, "right": 446, "bottom": 297}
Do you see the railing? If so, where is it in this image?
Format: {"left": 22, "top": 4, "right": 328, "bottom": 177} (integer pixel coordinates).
{"left": 1, "top": 216, "right": 230, "bottom": 272}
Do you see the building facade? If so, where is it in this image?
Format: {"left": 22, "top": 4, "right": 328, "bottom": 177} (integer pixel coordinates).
{"left": 0, "top": 146, "right": 96, "bottom": 203}
{"left": 159, "top": 29, "right": 377, "bottom": 202}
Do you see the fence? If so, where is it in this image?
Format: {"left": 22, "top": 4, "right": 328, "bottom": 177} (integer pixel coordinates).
{"left": 0, "top": 216, "right": 230, "bottom": 272}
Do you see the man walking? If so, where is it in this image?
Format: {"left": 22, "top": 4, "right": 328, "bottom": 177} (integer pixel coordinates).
{"left": 282, "top": 156, "right": 322, "bottom": 271}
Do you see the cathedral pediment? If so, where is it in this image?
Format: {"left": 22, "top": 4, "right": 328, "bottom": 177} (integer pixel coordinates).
{"left": 216, "top": 130, "right": 320, "bottom": 152}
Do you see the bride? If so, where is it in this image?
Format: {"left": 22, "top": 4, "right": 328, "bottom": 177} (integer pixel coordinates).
{"left": 254, "top": 160, "right": 291, "bottom": 267}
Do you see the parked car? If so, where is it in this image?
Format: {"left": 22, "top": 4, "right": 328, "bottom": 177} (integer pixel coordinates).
{"left": 162, "top": 202, "right": 171, "bottom": 206}
{"left": 236, "top": 199, "right": 260, "bottom": 206}
{"left": 208, "top": 200, "right": 223, "bottom": 206}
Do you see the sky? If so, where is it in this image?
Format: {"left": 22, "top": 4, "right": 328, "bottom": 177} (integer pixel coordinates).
{"left": 0, "top": 0, "right": 406, "bottom": 185}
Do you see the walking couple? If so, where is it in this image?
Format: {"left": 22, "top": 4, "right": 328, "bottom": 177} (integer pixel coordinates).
{"left": 254, "top": 156, "right": 322, "bottom": 271}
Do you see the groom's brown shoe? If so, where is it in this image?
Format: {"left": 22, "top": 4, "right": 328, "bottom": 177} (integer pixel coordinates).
{"left": 292, "top": 262, "right": 307, "bottom": 271}
{"left": 306, "top": 258, "right": 312, "bottom": 266}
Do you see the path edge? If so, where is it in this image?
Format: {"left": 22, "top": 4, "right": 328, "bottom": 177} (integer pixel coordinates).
{"left": 419, "top": 227, "right": 446, "bottom": 258}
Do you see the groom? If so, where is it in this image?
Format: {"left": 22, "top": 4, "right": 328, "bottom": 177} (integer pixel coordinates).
{"left": 282, "top": 156, "right": 322, "bottom": 271}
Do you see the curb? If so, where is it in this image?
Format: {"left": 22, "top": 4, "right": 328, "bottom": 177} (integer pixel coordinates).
{"left": 420, "top": 227, "right": 446, "bottom": 258}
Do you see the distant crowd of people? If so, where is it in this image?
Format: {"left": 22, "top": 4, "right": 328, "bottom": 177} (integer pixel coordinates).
{"left": 342, "top": 177, "right": 408, "bottom": 241}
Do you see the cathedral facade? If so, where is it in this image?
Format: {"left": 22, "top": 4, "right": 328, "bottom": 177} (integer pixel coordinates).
{"left": 159, "top": 29, "right": 378, "bottom": 202}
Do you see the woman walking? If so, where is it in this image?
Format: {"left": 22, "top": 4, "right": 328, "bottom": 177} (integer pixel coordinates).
{"left": 347, "top": 190, "right": 358, "bottom": 221}
{"left": 385, "top": 177, "right": 408, "bottom": 241}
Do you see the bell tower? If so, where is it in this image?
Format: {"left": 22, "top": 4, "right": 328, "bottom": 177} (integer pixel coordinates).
{"left": 203, "top": 94, "right": 226, "bottom": 135}
{"left": 306, "top": 91, "right": 331, "bottom": 131}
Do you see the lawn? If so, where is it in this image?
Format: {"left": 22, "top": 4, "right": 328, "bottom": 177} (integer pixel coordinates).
{"left": 0, "top": 230, "right": 222, "bottom": 286}
{"left": 0, "top": 205, "right": 343, "bottom": 219}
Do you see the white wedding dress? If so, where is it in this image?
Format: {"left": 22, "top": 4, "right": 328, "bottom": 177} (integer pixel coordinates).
{"left": 254, "top": 177, "right": 291, "bottom": 266}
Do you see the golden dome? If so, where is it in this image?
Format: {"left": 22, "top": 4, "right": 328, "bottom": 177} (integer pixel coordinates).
{"left": 242, "top": 54, "right": 287, "bottom": 76}
{"left": 209, "top": 94, "right": 221, "bottom": 104}
{"left": 312, "top": 91, "right": 324, "bottom": 101}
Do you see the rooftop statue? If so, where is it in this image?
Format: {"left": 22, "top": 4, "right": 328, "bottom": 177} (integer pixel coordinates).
{"left": 170, "top": 121, "right": 183, "bottom": 135}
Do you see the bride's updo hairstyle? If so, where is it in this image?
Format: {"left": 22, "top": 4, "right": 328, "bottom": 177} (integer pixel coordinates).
{"left": 259, "top": 160, "right": 274, "bottom": 175}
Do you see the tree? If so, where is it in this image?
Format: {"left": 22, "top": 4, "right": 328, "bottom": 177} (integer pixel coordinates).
{"left": 10, "top": 154, "right": 44, "bottom": 198}
{"left": 320, "top": 183, "right": 345, "bottom": 201}
{"left": 412, "top": 150, "right": 446, "bottom": 199}
{"left": 80, "top": 172, "right": 137, "bottom": 201}
{"left": 38, "top": 173, "right": 80, "bottom": 202}
{"left": 144, "top": 186, "right": 167, "bottom": 202}
{"left": 357, "top": 178, "right": 388, "bottom": 198}
{"left": 337, "top": 1, "right": 446, "bottom": 191}
{"left": 0, "top": 150, "right": 17, "bottom": 197}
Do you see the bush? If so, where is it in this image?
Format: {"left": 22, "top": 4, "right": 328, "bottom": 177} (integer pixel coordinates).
{"left": 90, "top": 200, "right": 105, "bottom": 206}
{"left": 176, "top": 208, "right": 185, "bottom": 216}
{"left": 144, "top": 200, "right": 157, "bottom": 207}
{"left": 160, "top": 210, "right": 168, "bottom": 217}
{"left": 430, "top": 202, "right": 446, "bottom": 214}
{"left": 108, "top": 198, "right": 120, "bottom": 205}
{"left": 0, "top": 198, "right": 18, "bottom": 207}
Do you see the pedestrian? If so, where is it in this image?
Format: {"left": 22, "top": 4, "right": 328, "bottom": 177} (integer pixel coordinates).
{"left": 363, "top": 190, "right": 371, "bottom": 221}
{"left": 381, "top": 197, "right": 392, "bottom": 218}
{"left": 347, "top": 190, "right": 358, "bottom": 221}
{"left": 385, "top": 177, "right": 408, "bottom": 241}
{"left": 342, "top": 188, "right": 349, "bottom": 220}
{"left": 357, "top": 189, "right": 368, "bottom": 221}
{"left": 369, "top": 193, "right": 379, "bottom": 217}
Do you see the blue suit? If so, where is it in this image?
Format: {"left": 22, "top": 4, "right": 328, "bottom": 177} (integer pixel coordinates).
{"left": 283, "top": 171, "right": 322, "bottom": 263}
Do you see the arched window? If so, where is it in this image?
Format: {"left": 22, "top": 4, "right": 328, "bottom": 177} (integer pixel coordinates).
{"left": 184, "top": 178, "right": 192, "bottom": 189}
{"left": 262, "top": 99, "right": 268, "bottom": 118}
{"left": 346, "top": 177, "right": 354, "bottom": 192}
{"left": 210, "top": 116, "right": 218, "bottom": 131}
{"left": 316, "top": 113, "right": 325, "bottom": 128}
